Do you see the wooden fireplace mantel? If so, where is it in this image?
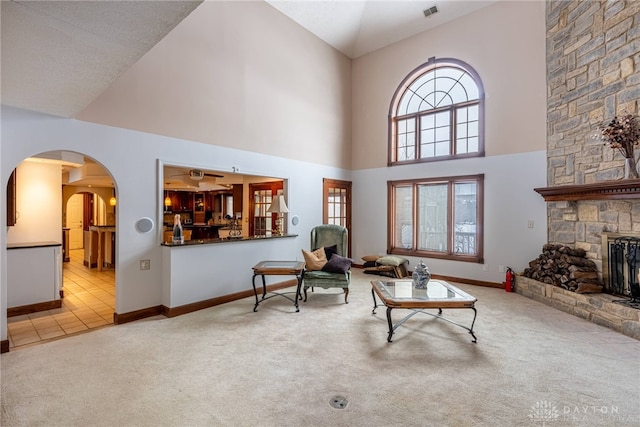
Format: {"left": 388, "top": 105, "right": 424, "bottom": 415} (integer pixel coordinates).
{"left": 534, "top": 179, "right": 640, "bottom": 201}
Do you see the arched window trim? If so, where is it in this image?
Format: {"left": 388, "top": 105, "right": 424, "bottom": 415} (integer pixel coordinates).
{"left": 388, "top": 57, "right": 485, "bottom": 166}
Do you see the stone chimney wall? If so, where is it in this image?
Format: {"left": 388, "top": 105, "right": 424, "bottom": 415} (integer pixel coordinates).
{"left": 545, "top": 1, "right": 640, "bottom": 270}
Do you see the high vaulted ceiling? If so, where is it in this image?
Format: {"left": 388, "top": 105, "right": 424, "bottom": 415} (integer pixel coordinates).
{"left": 1, "top": 0, "right": 203, "bottom": 118}
{"left": 266, "top": 0, "right": 496, "bottom": 59}
{"left": 1, "top": 0, "right": 496, "bottom": 120}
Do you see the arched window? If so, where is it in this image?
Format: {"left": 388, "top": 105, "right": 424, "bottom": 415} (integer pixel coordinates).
{"left": 389, "top": 58, "right": 484, "bottom": 164}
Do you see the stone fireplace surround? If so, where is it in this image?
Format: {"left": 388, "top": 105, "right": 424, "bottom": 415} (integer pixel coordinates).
{"left": 525, "top": 180, "right": 640, "bottom": 340}
{"left": 536, "top": 1, "right": 640, "bottom": 340}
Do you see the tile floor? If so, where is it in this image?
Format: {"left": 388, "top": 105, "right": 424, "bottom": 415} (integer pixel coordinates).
{"left": 7, "top": 249, "right": 115, "bottom": 350}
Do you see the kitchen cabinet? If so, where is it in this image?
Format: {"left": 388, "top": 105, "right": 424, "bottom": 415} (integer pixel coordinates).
{"left": 6, "top": 168, "right": 16, "bottom": 226}
{"left": 88, "top": 226, "right": 115, "bottom": 271}
{"left": 166, "top": 186, "right": 243, "bottom": 223}
{"left": 233, "top": 185, "right": 243, "bottom": 216}
{"left": 193, "top": 193, "right": 205, "bottom": 223}
{"left": 84, "top": 230, "right": 98, "bottom": 268}
{"left": 62, "top": 228, "right": 70, "bottom": 262}
{"left": 167, "top": 191, "right": 193, "bottom": 212}
{"left": 209, "top": 186, "right": 242, "bottom": 219}
{"left": 7, "top": 242, "right": 62, "bottom": 312}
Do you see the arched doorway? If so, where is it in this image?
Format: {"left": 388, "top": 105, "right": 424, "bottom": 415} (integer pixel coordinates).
{"left": 5, "top": 151, "right": 117, "bottom": 350}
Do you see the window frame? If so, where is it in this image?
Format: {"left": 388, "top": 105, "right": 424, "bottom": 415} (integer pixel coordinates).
{"left": 387, "top": 174, "right": 484, "bottom": 263}
{"left": 388, "top": 57, "right": 485, "bottom": 166}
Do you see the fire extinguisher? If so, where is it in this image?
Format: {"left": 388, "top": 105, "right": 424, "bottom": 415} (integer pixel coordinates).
{"left": 504, "top": 267, "right": 514, "bottom": 292}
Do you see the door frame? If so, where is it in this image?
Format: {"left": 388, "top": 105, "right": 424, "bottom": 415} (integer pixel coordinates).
{"left": 322, "top": 178, "right": 352, "bottom": 257}
{"left": 248, "top": 181, "right": 284, "bottom": 236}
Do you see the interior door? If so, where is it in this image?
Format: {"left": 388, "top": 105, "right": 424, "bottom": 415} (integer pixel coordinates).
{"left": 323, "top": 179, "right": 352, "bottom": 256}
{"left": 249, "top": 181, "right": 283, "bottom": 236}
{"left": 67, "top": 194, "right": 84, "bottom": 249}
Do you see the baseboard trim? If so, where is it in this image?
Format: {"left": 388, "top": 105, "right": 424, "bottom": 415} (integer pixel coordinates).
{"left": 1, "top": 340, "right": 9, "bottom": 353}
{"left": 113, "top": 306, "right": 163, "bottom": 324}
{"left": 432, "top": 274, "right": 503, "bottom": 289}
{"left": 162, "top": 279, "right": 298, "bottom": 318}
{"left": 113, "top": 279, "right": 299, "bottom": 322}
{"left": 7, "top": 299, "right": 62, "bottom": 317}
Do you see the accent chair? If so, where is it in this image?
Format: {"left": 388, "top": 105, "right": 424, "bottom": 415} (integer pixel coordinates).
{"left": 302, "top": 224, "right": 351, "bottom": 303}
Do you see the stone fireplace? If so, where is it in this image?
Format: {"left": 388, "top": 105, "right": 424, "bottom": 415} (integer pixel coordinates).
{"left": 522, "top": 180, "right": 640, "bottom": 340}
{"left": 517, "top": 1, "right": 640, "bottom": 340}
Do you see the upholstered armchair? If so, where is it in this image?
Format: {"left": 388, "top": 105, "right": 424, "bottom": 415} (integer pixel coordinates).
{"left": 301, "top": 224, "right": 351, "bottom": 303}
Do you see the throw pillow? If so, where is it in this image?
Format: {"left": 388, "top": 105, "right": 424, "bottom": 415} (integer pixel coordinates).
{"left": 301, "top": 248, "right": 327, "bottom": 271}
{"left": 322, "top": 244, "right": 338, "bottom": 260}
{"left": 362, "top": 255, "right": 381, "bottom": 262}
{"left": 321, "top": 254, "right": 352, "bottom": 274}
{"left": 376, "top": 255, "right": 409, "bottom": 267}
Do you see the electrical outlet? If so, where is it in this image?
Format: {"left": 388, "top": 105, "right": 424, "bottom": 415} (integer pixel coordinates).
{"left": 140, "top": 259, "right": 151, "bottom": 270}
{"left": 498, "top": 265, "right": 505, "bottom": 273}
{"left": 527, "top": 220, "right": 534, "bottom": 229}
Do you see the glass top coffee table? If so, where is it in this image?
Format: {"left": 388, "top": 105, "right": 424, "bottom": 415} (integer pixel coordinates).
{"left": 371, "top": 279, "right": 478, "bottom": 343}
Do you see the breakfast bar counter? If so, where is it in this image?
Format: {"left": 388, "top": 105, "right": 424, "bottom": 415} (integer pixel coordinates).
{"left": 162, "top": 233, "right": 297, "bottom": 247}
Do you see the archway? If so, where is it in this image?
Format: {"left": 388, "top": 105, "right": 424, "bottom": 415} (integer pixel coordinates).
{"left": 5, "top": 151, "right": 118, "bottom": 350}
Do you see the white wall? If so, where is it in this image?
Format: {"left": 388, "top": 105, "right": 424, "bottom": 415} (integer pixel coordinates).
{"left": 1, "top": 106, "right": 350, "bottom": 343}
{"left": 76, "top": 1, "right": 352, "bottom": 169}
{"left": 352, "top": 151, "right": 548, "bottom": 283}
{"left": 6, "top": 160, "right": 62, "bottom": 244}
{"left": 163, "top": 237, "right": 305, "bottom": 308}
{"left": 351, "top": 0, "right": 547, "bottom": 170}
{"left": 349, "top": 0, "right": 548, "bottom": 283}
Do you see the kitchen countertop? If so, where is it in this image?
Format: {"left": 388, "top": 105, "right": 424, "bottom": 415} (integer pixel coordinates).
{"left": 162, "top": 234, "right": 297, "bottom": 247}
{"left": 8, "top": 241, "right": 61, "bottom": 249}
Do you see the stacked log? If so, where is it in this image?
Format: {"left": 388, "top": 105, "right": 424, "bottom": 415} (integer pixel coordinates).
{"left": 522, "top": 244, "right": 603, "bottom": 293}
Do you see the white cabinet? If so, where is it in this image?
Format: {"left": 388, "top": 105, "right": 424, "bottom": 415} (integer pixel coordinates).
{"left": 7, "top": 242, "right": 62, "bottom": 308}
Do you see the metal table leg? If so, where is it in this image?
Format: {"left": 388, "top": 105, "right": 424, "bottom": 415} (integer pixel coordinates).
{"left": 252, "top": 273, "right": 303, "bottom": 313}
{"left": 252, "top": 273, "right": 260, "bottom": 312}
{"left": 375, "top": 305, "right": 478, "bottom": 343}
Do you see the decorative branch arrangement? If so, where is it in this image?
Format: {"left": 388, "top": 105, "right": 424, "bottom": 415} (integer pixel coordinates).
{"left": 594, "top": 112, "right": 640, "bottom": 159}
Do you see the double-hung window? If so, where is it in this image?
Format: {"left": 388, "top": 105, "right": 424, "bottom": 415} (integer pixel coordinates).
{"left": 388, "top": 175, "right": 483, "bottom": 263}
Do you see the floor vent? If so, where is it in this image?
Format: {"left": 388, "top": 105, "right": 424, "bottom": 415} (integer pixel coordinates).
{"left": 329, "top": 395, "right": 348, "bottom": 409}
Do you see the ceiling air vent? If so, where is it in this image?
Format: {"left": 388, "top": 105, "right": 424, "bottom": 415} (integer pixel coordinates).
{"left": 423, "top": 6, "right": 438, "bottom": 17}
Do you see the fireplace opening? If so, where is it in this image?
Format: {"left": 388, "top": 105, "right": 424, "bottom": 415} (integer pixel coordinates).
{"left": 607, "top": 236, "right": 640, "bottom": 309}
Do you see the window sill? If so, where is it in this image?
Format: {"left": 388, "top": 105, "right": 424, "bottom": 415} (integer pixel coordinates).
{"left": 389, "top": 248, "right": 483, "bottom": 264}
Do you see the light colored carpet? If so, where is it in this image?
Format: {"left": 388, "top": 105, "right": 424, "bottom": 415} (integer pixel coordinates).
{"left": 2, "top": 269, "right": 639, "bottom": 427}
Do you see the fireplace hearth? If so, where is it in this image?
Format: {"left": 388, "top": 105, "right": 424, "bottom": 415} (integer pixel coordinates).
{"left": 515, "top": 245, "right": 640, "bottom": 341}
